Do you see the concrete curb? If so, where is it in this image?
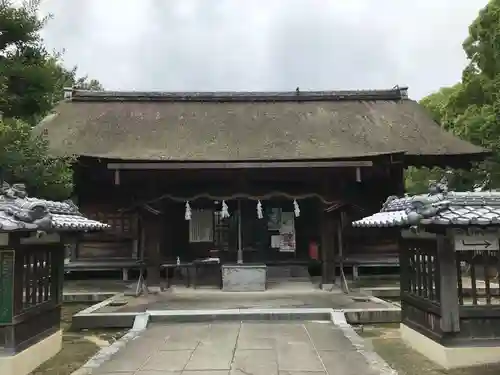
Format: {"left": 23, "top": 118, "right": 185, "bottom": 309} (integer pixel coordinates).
{"left": 361, "top": 286, "right": 400, "bottom": 299}
{"left": 343, "top": 306, "right": 401, "bottom": 324}
{"left": 63, "top": 292, "right": 118, "bottom": 303}
{"left": 331, "top": 311, "right": 398, "bottom": 375}
{"left": 73, "top": 307, "right": 401, "bottom": 329}
{"left": 76, "top": 293, "right": 124, "bottom": 314}
{"left": 71, "top": 292, "right": 402, "bottom": 329}
{"left": 71, "top": 294, "right": 139, "bottom": 330}
{"left": 147, "top": 307, "right": 333, "bottom": 323}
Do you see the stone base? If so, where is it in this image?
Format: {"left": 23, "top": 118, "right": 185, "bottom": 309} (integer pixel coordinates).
{"left": 0, "top": 329, "right": 63, "bottom": 375}
{"left": 147, "top": 285, "right": 162, "bottom": 294}
{"left": 320, "top": 283, "right": 335, "bottom": 291}
{"left": 401, "top": 323, "right": 500, "bottom": 369}
{"left": 222, "top": 264, "right": 267, "bottom": 292}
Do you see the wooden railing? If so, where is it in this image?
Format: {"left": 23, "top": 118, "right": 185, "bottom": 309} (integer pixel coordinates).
{"left": 0, "top": 244, "right": 64, "bottom": 353}
{"left": 400, "top": 236, "right": 500, "bottom": 346}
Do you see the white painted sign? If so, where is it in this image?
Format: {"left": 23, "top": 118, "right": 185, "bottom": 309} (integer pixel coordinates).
{"left": 454, "top": 232, "right": 499, "bottom": 251}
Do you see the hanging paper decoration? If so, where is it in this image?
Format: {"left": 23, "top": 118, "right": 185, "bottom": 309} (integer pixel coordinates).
{"left": 221, "top": 200, "right": 230, "bottom": 218}
{"left": 256, "top": 200, "right": 263, "bottom": 219}
{"left": 293, "top": 199, "right": 300, "bottom": 217}
{"left": 184, "top": 201, "right": 192, "bottom": 220}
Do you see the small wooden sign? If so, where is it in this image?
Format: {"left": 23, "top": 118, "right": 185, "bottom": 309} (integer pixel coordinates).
{"left": 0, "top": 250, "right": 14, "bottom": 325}
{"left": 454, "top": 230, "right": 499, "bottom": 251}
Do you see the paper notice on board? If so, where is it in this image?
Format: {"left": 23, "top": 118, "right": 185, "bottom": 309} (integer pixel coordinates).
{"left": 271, "top": 235, "right": 281, "bottom": 248}
{"left": 279, "top": 233, "right": 295, "bottom": 252}
{"left": 279, "top": 212, "right": 296, "bottom": 252}
{"left": 279, "top": 212, "right": 295, "bottom": 234}
{"left": 268, "top": 208, "right": 282, "bottom": 230}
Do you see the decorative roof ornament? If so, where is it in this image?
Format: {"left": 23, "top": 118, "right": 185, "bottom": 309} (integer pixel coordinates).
{"left": 381, "top": 195, "right": 399, "bottom": 211}
{"left": 473, "top": 172, "right": 491, "bottom": 192}
{"left": 428, "top": 169, "right": 453, "bottom": 196}
{"left": 0, "top": 182, "right": 109, "bottom": 232}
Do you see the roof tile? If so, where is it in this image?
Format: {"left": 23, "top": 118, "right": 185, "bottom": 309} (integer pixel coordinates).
{"left": 0, "top": 183, "right": 109, "bottom": 233}
{"left": 353, "top": 190, "right": 500, "bottom": 228}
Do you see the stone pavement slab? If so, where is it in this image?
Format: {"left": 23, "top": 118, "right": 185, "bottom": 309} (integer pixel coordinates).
{"left": 108, "top": 286, "right": 391, "bottom": 313}
{"left": 231, "top": 348, "right": 277, "bottom": 374}
{"left": 91, "top": 321, "right": 392, "bottom": 375}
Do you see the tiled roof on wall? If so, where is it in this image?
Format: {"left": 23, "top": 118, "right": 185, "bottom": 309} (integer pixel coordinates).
{"left": 0, "top": 183, "right": 109, "bottom": 232}
{"left": 352, "top": 189, "right": 500, "bottom": 228}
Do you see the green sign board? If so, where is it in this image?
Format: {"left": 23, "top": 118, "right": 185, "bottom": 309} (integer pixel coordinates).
{"left": 0, "top": 250, "right": 14, "bottom": 325}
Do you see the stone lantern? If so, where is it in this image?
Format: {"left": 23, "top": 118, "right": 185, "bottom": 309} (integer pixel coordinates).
{"left": 353, "top": 182, "right": 500, "bottom": 369}
{"left": 0, "top": 183, "right": 109, "bottom": 375}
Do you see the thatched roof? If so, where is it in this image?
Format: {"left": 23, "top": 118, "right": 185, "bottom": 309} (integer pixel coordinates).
{"left": 35, "top": 87, "right": 486, "bottom": 162}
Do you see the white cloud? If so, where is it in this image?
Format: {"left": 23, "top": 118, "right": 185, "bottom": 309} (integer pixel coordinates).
{"left": 38, "top": 0, "right": 488, "bottom": 99}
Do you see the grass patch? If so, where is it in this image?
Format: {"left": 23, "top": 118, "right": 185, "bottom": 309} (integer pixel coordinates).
{"left": 29, "top": 303, "right": 126, "bottom": 375}
{"left": 30, "top": 336, "right": 99, "bottom": 375}
{"left": 358, "top": 325, "right": 500, "bottom": 375}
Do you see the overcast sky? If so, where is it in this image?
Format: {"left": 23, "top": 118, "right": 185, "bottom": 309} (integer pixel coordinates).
{"left": 37, "top": 0, "right": 488, "bottom": 100}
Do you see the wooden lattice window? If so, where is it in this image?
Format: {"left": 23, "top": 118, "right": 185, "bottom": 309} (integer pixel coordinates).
{"left": 403, "top": 238, "right": 440, "bottom": 304}
{"left": 189, "top": 209, "right": 214, "bottom": 243}
{"left": 17, "top": 245, "right": 58, "bottom": 311}
{"left": 85, "top": 211, "right": 138, "bottom": 236}
{"left": 456, "top": 250, "right": 500, "bottom": 306}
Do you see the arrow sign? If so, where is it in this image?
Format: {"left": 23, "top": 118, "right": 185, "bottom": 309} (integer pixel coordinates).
{"left": 455, "top": 234, "right": 499, "bottom": 251}
{"left": 461, "top": 240, "right": 492, "bottom": 248}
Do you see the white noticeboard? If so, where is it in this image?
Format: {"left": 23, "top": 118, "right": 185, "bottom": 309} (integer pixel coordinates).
{"left": 271, "top": 235, "right": 281, "bottom": 249}
{"left": 454, "top": 232, "right": 499, "bottom": 251}
{"left": 279, "top": 212, "right": 296, "bottom": 252}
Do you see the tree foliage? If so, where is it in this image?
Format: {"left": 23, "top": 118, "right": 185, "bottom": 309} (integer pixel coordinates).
{"left": 0, "top": 117, "right": 73, "bottom": 199}
{"left": 409, "top": 0, "right": 500, "bottom": 193}
{"left": 0, "top": 0, "right": 103, "bottom": 125}
{"left": 0, "top": 0, "right": 102, "bottom": 199}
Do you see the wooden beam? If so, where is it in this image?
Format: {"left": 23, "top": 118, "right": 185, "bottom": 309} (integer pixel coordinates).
{"left": 107, "top": 160, "right": 374, "bottom": 170}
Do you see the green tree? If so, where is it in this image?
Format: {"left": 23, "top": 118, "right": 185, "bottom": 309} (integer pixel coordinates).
{"left": 0, "top": 117, "right": 73, "bottom": 200}
{"left": 48, "top": 58, "right": 104, "bottom": 102}
{"left": 410, "top": 0, "right": 500, "bottom": 192}
{"left": 0, "top": 0, "right": 53, "bottom": 124}
{"left": 0, "top": 0, "right": 103, "bottom": 125}
{"left": 419, "top": 84, "right": 463, "bottom": 127}
{"left": 0, "top": 0, "right": 102, "bottom": 199}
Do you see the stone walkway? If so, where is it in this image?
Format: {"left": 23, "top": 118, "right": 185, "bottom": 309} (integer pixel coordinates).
{"left": 91, "top": 321, "right": 388, "bottom": 375}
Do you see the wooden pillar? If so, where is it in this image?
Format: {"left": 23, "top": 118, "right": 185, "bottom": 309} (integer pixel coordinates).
{"left": 437, "top": 232, "right": 460, "bottom": 333}
{"left": 391, "top": 164, "right": 405, "bottom": 196}
{"left": 162, "top": 201, "right": 173, "bottom": 259}
{"left": 398, "top": 234, "right": 410, "bottom": 291}
{"left": 142, "top": 212, "right": 163, "bottom": 287}
{"left": 320, "top": 209, "right": 335, "bottom": 286}
{"left": 320, "top": 172, "right": 336, "bottom": 287}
